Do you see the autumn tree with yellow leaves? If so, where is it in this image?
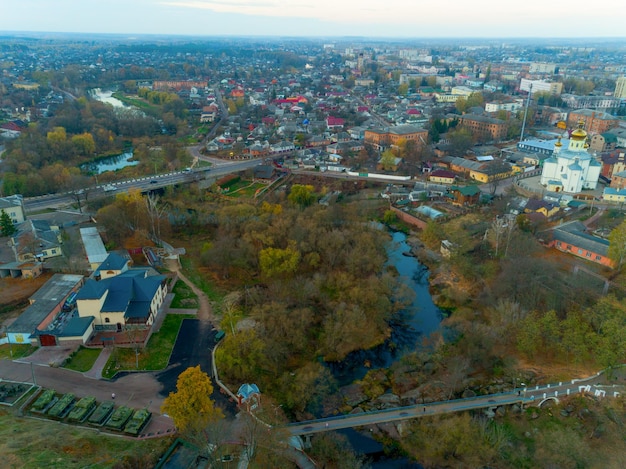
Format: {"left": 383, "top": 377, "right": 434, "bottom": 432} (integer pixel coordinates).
{"left": 161, "top": 366, "right": 223, "bottom": 433}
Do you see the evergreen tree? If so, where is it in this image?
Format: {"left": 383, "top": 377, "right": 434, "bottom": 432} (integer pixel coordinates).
{"left": 0, "top": 210, "right": 17, "bottom": 237}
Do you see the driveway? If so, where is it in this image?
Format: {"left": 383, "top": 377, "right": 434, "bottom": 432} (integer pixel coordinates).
{"left": 155, "top": 318, "right": 235, "bottom": 416}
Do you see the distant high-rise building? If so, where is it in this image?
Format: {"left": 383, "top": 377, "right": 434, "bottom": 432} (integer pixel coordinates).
{"left": 614, "top": 76, "right": 626, "bottom": 98}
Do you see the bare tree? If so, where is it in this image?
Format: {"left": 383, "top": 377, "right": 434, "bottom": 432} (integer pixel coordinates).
{"left": 490, "top": 216, "right": 507, "bottom": 257}
{"left": 144, "top": 193, "right": 167, "bottom": 243}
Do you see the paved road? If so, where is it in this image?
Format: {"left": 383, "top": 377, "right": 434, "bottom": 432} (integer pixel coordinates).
{"left": 287, "top": 373, "right": 624, "bottom": 436}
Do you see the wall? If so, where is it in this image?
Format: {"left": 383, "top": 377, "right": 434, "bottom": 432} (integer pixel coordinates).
{"left": 390, "top": 207, "right": 428, "bottom": 230}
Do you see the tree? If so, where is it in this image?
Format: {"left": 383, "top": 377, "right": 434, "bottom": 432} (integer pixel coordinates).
{"left": 161, "top": 365, "right": 223, "bottom": 433}
{"left": 0, "top": 210, "right": 17, "bottom": 237}
{"left": 379, "top": 149, "right": 397, "bottom": 171}
{"left": 448, "top": 127, "right": 474, "bottom": 156}
{"left": 288, "top": 184, "right": 315, "bottom": 208}
{"left": 608, "top": 220, "right": 626, "bottom": 271}
{"left": 259, "top": 243, "right": 301, "bottom": 278}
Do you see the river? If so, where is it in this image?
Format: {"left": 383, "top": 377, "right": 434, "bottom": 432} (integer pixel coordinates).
{"left": 89, "top": 88, "right": 127, "bottom": 108}
{"left": 79, "top": 149, "right": 139, "bottom": 175}
{"left": 326, "top": 230, "right": 442, "bottom": 467}
{"left": 328, "top": 230, "right": 444, "bottom": 385}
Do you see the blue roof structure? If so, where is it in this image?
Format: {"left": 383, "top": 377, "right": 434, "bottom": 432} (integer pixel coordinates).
{"left": 95, "top": 252, "right": 128, "bottom": 273}
{"left": 237, "top": 383, "right": 260, "bottom": 402}
{"left": 77, "top": 271, "right": 165, "bottom": 321}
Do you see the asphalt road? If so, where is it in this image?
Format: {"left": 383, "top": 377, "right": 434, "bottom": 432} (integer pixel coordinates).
{"left": 153, "top": 318, "right": 235, "bottom": 416}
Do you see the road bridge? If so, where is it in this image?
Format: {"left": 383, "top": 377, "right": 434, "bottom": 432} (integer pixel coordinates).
{"left": 286, "top": 374, "right": 622, "bottom": 436}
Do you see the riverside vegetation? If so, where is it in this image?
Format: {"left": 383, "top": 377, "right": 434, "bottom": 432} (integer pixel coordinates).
{"left": 88, "top": 176, "right": 626, "bottom": 467}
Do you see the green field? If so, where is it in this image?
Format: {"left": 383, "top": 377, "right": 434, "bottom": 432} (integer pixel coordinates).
{"left": 102, "top": 314, "right": 193, "bottom": 378}
{"left": 0, "top": 408, "right": 170, "bottom": 468}
{"left": 170, "top": 280, "right": 199, "bottom": 309}
{"left": 0, "top": 344, "right": 37, "bottom": 360}
{"left": 63, "top": 347, "right": 102, "bottom": 372}
{"left": 179, "top": 257, "right": 223, "bottom": 302}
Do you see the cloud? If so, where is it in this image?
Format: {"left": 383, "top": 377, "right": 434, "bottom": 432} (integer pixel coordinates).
{"left": 160, "top": 0, "right": 428, "bottom": 24}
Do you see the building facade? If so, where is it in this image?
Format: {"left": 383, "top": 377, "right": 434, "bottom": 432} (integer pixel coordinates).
{"left": 567, "top": 109, "right": 619, "bottom": 135}
{"left": 364, "top": 125, "right": 428, "bottom": 150}
{"left": 458, "top": 114, "right": 508, "bottom": 142}
{"left": 614, "top": 76, "right": 626, "bottom": 99}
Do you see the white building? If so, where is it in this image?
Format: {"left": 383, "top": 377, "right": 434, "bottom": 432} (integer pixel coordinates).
{"left": 0, "top": 194, "right": 26, "bottom": 224}
{"left": 540, "top": 123, "right": 601, "bottom": 193}
{"left": 520, "top": 79, "right": 563, "bottom": 96}
{"left": 485, "top": 100, "right": 524, "bottom": 113}
{"left": 614, "top": 76, "right": 626, "bottom": 99}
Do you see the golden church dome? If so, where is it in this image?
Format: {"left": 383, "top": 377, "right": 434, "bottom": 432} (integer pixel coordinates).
{"left": 570, "top": 120, "right": 587, "bottom": 140}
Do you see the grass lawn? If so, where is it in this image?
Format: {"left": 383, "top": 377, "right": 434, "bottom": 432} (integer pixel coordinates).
{"left": 0, "top": 344, "right": 37, "bottom": 360}
{"left": 62, "top": 346, "right": 102, "bottom": 373}
{"left": 223, "top": 180, "right": 267, "bottom": 199}
{"left": 102, "top": 314, "right": 194, "bottom": 379}
{"left": 0, "top": 408, "right": 171, "bottom": 468}
{"left": 170, "top": 280, "right": 199, "bottom": 309}
{"left": 180, "top": 257, "right": 224, "bottom": 302}
{"left": 111, "top": 92, "right": 160, "bottom": 114}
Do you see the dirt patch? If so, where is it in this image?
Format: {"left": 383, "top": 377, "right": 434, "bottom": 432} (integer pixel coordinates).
{"left": 0, "top": 272, "right": 53, "bottom": 317}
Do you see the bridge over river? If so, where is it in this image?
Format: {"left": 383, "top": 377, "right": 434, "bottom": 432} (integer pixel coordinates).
{"left": 286, "top": 372, "right": 623, "bottom": 437}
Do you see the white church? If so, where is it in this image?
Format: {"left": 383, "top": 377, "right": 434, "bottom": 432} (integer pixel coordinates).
{"left": 540, "top": 121, "right": 601, "bottom": 193}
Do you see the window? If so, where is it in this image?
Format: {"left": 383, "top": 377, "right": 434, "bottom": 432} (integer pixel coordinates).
{"left": 596, "top": 255, "right": 602, "bottom": 261}
{"left": 566, "top": 245, "right": 572, "bottom": 251}
{"left": 586, "top": 252, "right": 591, "bottom": 257}
{"left": 556, "top": 241, "right": 562, "bottom": 247}
{"left": 578, "top": 249, "right": 583, "bottom": 254}
{"left": 105, "top": 317, "right": 110, "bottom": 323}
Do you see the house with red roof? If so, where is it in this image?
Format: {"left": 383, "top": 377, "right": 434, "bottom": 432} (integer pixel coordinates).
{"left": 326, "top": 116, "right": 345, "bottom": 130}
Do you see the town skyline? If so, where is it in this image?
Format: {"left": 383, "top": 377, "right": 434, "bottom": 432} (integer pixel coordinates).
{"left": 2, "top": 0, "right": 626, "bottom": 39}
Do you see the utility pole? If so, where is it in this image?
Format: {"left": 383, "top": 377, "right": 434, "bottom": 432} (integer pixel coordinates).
{"left": 520, "top": 83, "right": 533, "bottom": 143}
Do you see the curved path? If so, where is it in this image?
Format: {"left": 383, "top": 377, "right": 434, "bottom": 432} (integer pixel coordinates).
{"left": 172, "top": 268, "right": 216, "bottom": 323}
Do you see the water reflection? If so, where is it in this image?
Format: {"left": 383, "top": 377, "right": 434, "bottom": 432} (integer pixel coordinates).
{"left": 80, "top": 150, "right": 138, "bottom": 175}
{"left": 328, "top": 231, "right": 443, "bottom": 385}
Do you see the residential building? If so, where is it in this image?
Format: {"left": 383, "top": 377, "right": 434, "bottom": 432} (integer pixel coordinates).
{"left": 567, "top": 109, "right": 619, "bottom": 135}
{"left": 540, "top": 123, "right": 602, "bottom": 193}
{"left": 518, "top": 138, "right": 569, "bottom": 157}
{"left": 364, "top": 125, "right": 428, "bottom": 150}
{"left": 152, "top": 80, "right": 208, "bottom": 91}
{"left": 11, "top": 219, "right": 63, "bottom": 261}
{"left": 76, "top": 270, "right": 167, "bottom": 330}
{"left": 519, "top": 79, "right": 563, "bottom": 96}
{"left": 614, "top": 76, "right": 626, "bottom": 99}
{"left": 549, "top": 222, "right": 613, "bottom": 268}
{"left": 458, "top": 114, "right": 508, "bottom": 142}
{"left": 449, "top": 185, "right": 481, "bottom": 206}
{"left": 524, "top": 199, "right": 560, "bottom": 218}
{"left": 428, "top": 169, "right": 456, "bottom": 184}
{"left": 0, "top": 194, "right": 26, "bottom": 224}
{"left": 561, "top": 94, "right": 622, "bottom": 110}
{"left": 529, "top": 63, "right": 557, "bottom": 74}
{"left": 6, "top": 274, "right": 85, "bottom": 345}
{"left": 589, "top": 133, "right": 617, "bottom": 153}
{"left": 485, "top": 100, "right": 523, "bottom": 113}
{"left": 602, "top": 187, "right": 626, "bottom": 203}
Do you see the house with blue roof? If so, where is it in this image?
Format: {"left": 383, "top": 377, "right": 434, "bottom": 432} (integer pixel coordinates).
{"left": 76, "top": 269, "right": 167, "bottom": 331}
{"left": 94, "top": 251, "right": 131, "bottom": 280}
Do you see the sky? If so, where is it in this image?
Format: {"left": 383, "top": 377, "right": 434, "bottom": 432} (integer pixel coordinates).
{"left": 1, "top": 0, "right": 626, "bottom": 39}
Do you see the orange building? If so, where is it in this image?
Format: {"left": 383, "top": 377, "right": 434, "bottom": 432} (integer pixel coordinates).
{"left": 567, "top": 109, "right": 619, "bottom": 135}
{"left": 458, "top": 114, "right": 508, "bottom": 142}
{"left": 364, "top": 125, "right": 428, "bottom": 150}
